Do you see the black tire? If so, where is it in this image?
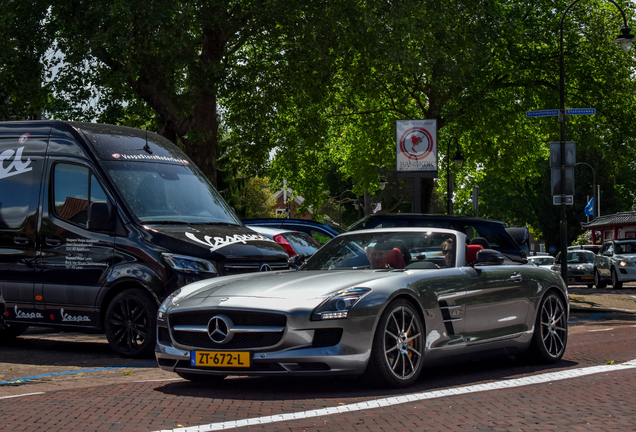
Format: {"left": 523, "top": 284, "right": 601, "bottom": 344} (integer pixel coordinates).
{"left": 594, "top": 269, "right": 607, "bottom": 289}
{"left": 177, "top": 372, "right": 227, "bottom": 383}
{"left": 521, "top": 290, "right": 567, "bottom": 364}
{"left": 0, "top": 322, "right": 30, "bottom": 340}
{"left": 364, "top": 298, "right": 424, "bottom": 388}
{"left": 105, "top": 289, "right": 157, "bottom": 358}
{"left": 611, "top": 268, "right": 623, "bottom": 290}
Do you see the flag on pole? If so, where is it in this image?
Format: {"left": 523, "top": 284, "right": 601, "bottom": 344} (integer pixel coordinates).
{"left": 585, "top": 197, "right": 594, "bottom": 216}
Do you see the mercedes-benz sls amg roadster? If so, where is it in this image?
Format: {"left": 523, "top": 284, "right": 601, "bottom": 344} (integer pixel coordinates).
{"left": 156, "top": 228, "right": 568, "bottom": 388}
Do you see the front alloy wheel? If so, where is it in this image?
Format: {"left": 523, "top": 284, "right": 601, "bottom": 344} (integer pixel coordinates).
{"left": 365, "top": 299, "right": 424, "bottom": 388}
{"left": 105, "top": 289, "right": 157, "bottom": 358}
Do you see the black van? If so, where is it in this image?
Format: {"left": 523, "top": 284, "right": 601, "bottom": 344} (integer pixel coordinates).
{"left": 0, "top": 121, "right": 289, "bottom": 357}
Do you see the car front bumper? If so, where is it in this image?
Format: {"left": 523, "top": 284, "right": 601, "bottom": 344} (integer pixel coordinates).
{"left": 155, "top": 311, "right": 376, "bottom": 378}
{"left": 615, "top": 265, "right": 636, "bottom": 282}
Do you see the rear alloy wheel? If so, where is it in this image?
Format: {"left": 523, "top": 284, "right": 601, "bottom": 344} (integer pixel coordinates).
{"left": 594, "top": 269, "right": 607, "bottom": 289}
{"left": 105, "top": 289, "right": 157, "bottom": 358}
{"left": 521, "top": 291, "right": 567, "bottom": 364}
{"left": 611, "top": 268, "right": 623, "bottom": 290}
{"left": 364, "top": 299, "right": 424, "bottom": 388}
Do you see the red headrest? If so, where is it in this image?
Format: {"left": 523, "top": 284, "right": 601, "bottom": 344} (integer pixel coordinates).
{"left": 466, "top": 244, "right": 483, "bottom": 263}
{"left": 385, "top": 248, "right": 406, "bottom": 269}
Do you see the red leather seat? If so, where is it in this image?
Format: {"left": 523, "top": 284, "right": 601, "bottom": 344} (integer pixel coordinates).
{"left": 385, "top": 248, "right": 406, "bottom": 269}
{"left": 466, "top": 244, "right": 483, "bottom": 263}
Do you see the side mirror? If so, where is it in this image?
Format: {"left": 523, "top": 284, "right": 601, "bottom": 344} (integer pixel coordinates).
{"left": 603, "top": 250, "right": 612, "bottom": 257}
{"left": 475, "top": 249, "right": 504, "bottom": 265}
{"left": 87, "top": 202, "right": 115, "bottom": 232}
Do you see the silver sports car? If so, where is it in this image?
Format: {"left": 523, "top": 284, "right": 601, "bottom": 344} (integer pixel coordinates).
{"left": 156, "top": 228, "right": 569, "bottom": 388}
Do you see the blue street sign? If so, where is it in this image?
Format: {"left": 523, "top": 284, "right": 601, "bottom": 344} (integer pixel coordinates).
{"left": 526, "top": 110, "right": 559, "bottom": 118}
{"left": 565, "top": 108, "right": 596, "bottom": 115}
{"left": 549, "top": 246, "right": 556, "bottom": 254}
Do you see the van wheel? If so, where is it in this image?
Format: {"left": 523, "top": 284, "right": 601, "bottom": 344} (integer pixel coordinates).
{"left": 105, "top": 289, "right": 157, "bottom": 358}
{"left": 0, "top": 323, "right": 30, "bottom": 340}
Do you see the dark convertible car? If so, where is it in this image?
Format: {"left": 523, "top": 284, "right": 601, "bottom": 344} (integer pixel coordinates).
{"left": 156, "top": 228, "right": 569, "bottom": 388}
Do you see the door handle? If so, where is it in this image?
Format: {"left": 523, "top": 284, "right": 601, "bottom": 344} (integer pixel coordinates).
{"left": 510, "top": 272, "right": 522, "bottom": 282}
{"left": 14, "top": 236, "right": 29, "bottom": 245}
{"left": 46, "top": 237, "right": 62, "bottom": 246}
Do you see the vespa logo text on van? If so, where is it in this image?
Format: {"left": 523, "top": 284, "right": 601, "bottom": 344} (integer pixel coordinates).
{"left": 0, "top": 133, "right": 33, "bottom": 180}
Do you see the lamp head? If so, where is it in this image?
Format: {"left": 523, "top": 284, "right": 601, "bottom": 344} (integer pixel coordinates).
{"left": 615, "top": 27, "right": 636, "bottom": 53}
{"left": 453, "top": 150, "right": 465, "bottom": 169}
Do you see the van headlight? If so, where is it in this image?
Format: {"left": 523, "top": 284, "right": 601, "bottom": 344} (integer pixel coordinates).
{"left": 162, "top": 253, "right": 217, "bottom": 275}
{"left": 311, "top": 288, "right": 371, "bottom": 320}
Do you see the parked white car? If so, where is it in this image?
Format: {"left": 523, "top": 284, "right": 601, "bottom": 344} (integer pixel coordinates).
{"left": 594, "top": 239, "right": 636, "bottom": 289}
{"left": 527, "top": 256, "right": 556, "bottom": 269}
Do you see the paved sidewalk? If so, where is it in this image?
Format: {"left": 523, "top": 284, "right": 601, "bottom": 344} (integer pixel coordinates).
{"left": 568, "top": 285, "right": 636, "bottom": 314}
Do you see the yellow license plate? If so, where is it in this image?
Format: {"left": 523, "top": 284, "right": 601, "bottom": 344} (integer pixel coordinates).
{"left": 191, "top": 351, "right": 251, "bottom": 367}
{"left": 582, "top": 276, "right": 594, "bottom": 280}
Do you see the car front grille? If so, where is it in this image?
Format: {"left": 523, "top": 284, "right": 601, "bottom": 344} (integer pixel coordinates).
{"left": 222, "top": 260, "right": 289, "bottom": 275}
{"left": 171, "top": 310, "right": 286, "bottom": 327}
{"left": 168, "top": 310, "right": 286, "bottom": 350}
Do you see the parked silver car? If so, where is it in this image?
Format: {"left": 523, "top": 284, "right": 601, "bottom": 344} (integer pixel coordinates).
{"left": 594, "top": 239, "right": 636, "bottom": 289}
{"left": 552, "top": 250, "right": 595, "bottom": 288}
{"left": 156, "top": 228, "right": 569, "bottom": 388}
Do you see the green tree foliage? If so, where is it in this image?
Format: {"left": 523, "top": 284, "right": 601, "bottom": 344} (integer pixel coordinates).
{"left": 234, "top": 176, "right": 276, "bottom": 219}
{"left": 0, "top": 0, "right": 51, "bottom": 119}
{"left": 2, "top": 0, "right": 636, "bottom": 246}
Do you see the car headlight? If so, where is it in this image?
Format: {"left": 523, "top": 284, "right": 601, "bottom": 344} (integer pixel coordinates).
{"left": 158, "top": 288, "right": 182, "bottom": 319}
{"left": 311, "top": 288, "right": 371, "bottom": 321}
{"left": 162, "top": 253, "right": 217, "bottom": 275}
{"left": 619, "top": 260, "right": 635, "bottom": 267}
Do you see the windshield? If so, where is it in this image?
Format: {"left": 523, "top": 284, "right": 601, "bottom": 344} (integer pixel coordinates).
{"left": 615, "top": 241, "right": 636, "bottom": 255}
{"left": 566, "top": 252, "right": 595, "bottom": 264}
{"left": 103, "top": 161, "right": 241, "bottom": 224}
{"left": 304, "top": 231, "right": 457, "bottom": 270}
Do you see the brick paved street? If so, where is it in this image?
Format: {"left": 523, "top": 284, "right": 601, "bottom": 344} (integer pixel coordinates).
{"left": 1, "top": 287, "right": 636, "bottom": 431}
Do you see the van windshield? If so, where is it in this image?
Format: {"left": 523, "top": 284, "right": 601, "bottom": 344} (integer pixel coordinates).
{"left": 102, "top": 161, "right": 241, "bottom": 225}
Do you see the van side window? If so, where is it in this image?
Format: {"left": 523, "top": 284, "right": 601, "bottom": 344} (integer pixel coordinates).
{"left": 0, "top": 137, "right": 44, "bottom": 230}
{"left": 53, "top": 164, "right": 107, "bottom": 228}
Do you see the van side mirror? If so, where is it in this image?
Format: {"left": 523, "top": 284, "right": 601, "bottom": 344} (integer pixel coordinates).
{"left": 87, "top": 202, "right": 115, "bottom": 232}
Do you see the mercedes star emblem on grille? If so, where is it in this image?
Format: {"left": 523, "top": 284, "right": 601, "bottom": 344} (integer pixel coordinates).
{"left": 259, "top": 263, "right": 272, "bottom": 272}
{"left": 207, "top": 315, "right": 234, "bottom": 344}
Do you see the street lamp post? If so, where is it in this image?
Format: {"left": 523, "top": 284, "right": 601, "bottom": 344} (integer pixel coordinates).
{"left": 557, "top": 0, "right": 635, "bottom": 283}
{"left": 575, "top": 162, "right": 596, "bottom": 219}
{"left": 446, "top": 137, "right": 465, "bottom": 215}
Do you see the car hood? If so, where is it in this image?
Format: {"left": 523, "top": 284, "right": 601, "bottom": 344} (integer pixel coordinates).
{"left": 141, "top": 223, "right": 289, "bottom": 261}
{"left": 613, "top": 254, "right": 636, "bottom": 262}
{"left": 169, "top": 270, "right": 396, "bottom": 311}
